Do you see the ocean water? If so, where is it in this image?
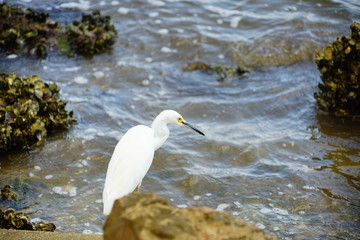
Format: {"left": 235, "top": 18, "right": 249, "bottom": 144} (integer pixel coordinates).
{"left": 1, "top": 0, "right": 359, "bottom": 239}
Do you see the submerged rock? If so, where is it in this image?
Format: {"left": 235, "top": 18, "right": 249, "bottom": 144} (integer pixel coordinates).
{"left": 181, "top": 61, "right": 248, "bottom": 82}
{"left": 1, "top": 186, "right": 17, "bottom": 202}
{"left": 180, "top": 61, "right": 213, "bottom": 72}
{"left": 0, "top": 185, "right": 21, "bottom": 214}
{"left": 0, "top": 72, "right": 77, "bottom": 151}
{"left": 0, "top": 3, "right": 117, "bottom": 58}
{"left": 103, "top": 193, "right": 276, "bottom": 240}
{"left": 314, "top": 22, "right": 360, "bottom": 117}
{"left": 0, "top": 182, "right": 29, "bottom": 208}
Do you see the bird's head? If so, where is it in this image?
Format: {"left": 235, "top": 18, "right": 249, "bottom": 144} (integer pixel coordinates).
{"left": 161, "top": 110, "right": 205, "bottom": 136}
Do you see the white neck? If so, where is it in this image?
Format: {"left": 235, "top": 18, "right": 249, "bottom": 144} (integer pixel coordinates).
{"left": 151, "top": 113, "right": 170, "bottom": 150}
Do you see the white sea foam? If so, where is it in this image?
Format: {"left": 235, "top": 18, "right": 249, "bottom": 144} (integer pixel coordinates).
{"left": 176, "top": 204, "right": 187, "bottom": 208}
{"left": 205, "top": 5, "right": 240, "bottom": 17}
{"left": 148, "top": 12, "right": 159, "bottom": 18}
{"left": 142, "top": 79, "right": 150, "bottom": 86}
{"left": 193, "top": 195, "right": 201, "bottom": 200}
{"left": 111, "top": 1, "right": 120, "bottom": 6}
{"left": 215, "top": 203, "right": 231, "bottom": 211}
{"left": 148, "top": 0, "right": 165, "bottom": 7}
{"left": 303, "top": 185, "right": 316, "bottom": 190}
{"left": 118, "top": 7, "right": 130, "bottom": 14}
{"left": 52, "top": 186, "right": 68, "bottom": 195}
{"left": 6, "top": 54, "right": 17, "bottom": 59}
{"left": 230, "top": 16, "right": 242, "bottom": 28}
{"left": 69, "top": 187, "right": 77, "bottom": 197}
{"left": 64, "top": 67, "right": 80, "bottom": 72}
{"left": 160, "top": 46, "right": 177, "bottom": 53}
{"left": 74, "top": 76, "right": 88, "bottom": 84}
{"left": 256, "top": 222, "right": 266, "bottom": 229}
{"left": 260, "top": 208, "right": 272, "bottom": 214}
{"left": 93, "top": 71, "right": 105, "bottom": 80}
{"left": 272, "top": 207, "right": 289, "bottom": 216}
{"left": 60, "top": 0, "right": 90, "bottom": 10}
{"left": 158, "top": 29, "right": 169, "bottom": 35}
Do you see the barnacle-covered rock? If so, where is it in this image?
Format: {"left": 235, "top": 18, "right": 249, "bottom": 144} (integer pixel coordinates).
{"left": 68, "top": 10, "right": 117, "bottom": 55}
{"left": 0, "top": 72, "right": 77, "bottom": 151}
{"left": 0, "top": 208, "right": 33, "bottom": 230}
{"left": 314, "top": 22, "right": 360, "bottom": 117}
{"left": 0, "top": 3, "right": 116, "bottom": 58}
{"left": 0, "top": 208, "right": 56, "bottom": 231}
{"left": 0, "top": 3, "right": 57, "bottom": 58}
{"left": 34, "top": 221, "right": 56, "bottom": 231}
{"left": 181, "top": 61, "right": 248, "bottom": 82}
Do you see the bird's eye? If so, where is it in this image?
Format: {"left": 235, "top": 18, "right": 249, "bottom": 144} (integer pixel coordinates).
{"left": 177, "top": 117, "right": 183, "bottom": 122}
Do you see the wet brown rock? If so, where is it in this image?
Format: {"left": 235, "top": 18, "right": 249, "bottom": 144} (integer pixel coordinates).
{"left": 103, "top": 193, "right": 276, "bottom": 240}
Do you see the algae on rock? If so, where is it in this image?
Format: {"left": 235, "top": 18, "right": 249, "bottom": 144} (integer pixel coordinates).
{"left": 314, "top": 22, "right": 360, "bottom": 117}
{"left": 181, "top": 61, "right": 248, "bottom": 82}
{"left": 0, "top": 73, "right": 77, "bottom": 151}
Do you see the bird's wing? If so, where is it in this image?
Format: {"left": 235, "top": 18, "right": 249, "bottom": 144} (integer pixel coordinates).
{"left": 103, "top": 125, "right": 154, "bottom": 215}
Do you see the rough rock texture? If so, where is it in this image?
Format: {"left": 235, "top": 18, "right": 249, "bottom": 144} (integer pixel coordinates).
{"left": 0, "top": 3, "right": 117, "bottom": 58}
{"left": 0, "top": 208, "right": 55, "bottom": 231}
{"left": 314, "top": 22, "right": 360, "bottom": 117}
{"left": 103, "top": 193, "right": 276, "bottom": 240}
{"left": 0, "top": 72, "right": 77, "bottom": 151}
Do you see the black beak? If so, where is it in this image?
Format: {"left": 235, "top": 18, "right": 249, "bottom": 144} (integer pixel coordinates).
{"left": 182, "top": 121, "right": 205, "bottom": 136}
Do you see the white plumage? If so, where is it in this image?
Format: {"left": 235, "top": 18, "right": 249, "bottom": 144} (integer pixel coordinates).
{"left": 102, "top": 110, "right": 204, "bottom": 215}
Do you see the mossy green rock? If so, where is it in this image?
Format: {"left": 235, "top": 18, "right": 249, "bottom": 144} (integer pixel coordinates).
{"left": 314, "top": 22, "right": 360, "bottom": 117}
{"left": 0, "top": 73, "right": 76, "bottom": 151}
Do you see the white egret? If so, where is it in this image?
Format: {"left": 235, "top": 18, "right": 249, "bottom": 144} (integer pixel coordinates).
{"left": 102, "top": 110, "right": 204, "bottom": 215}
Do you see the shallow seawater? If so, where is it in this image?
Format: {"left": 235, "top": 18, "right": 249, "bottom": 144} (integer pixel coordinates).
{"left": 1, "top": 0, "right": 359, "bottom": 239}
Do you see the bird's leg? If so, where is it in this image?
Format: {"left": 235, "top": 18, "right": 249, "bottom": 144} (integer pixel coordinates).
{"left": 135, "top": 182, "right": 141, "bottom": 192}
